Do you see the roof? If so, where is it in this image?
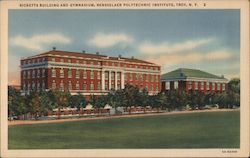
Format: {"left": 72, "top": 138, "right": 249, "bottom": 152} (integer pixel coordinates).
{"left": 24, "top": 50, "right": 156, "bottom": 65}
{"left": 161, "top": 68, "right": 226, "bottom": 80}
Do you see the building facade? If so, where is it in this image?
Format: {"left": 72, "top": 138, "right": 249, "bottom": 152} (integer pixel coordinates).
{"left": 161, "top": 68, "right": 228, "bottom": 93}
{"left": 20, "top": 49, "right": 161, "bottom": 95}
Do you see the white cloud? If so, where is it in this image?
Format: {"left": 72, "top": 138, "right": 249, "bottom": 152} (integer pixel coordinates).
{"left": 139, "top": 38, "right": 214, "bottom": 55}
{"left": 146, "top": 49, "right": 234, "bottom": 66}
{"left": 10, "top": 33, "right": 72, "bottom": 51}
{"left": 88, "top": 33, "right": 134, "bottom": 48}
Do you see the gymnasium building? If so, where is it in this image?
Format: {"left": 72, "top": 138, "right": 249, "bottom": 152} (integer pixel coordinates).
{"left": 161, "top": 68, "right": 228, "bottom": 93}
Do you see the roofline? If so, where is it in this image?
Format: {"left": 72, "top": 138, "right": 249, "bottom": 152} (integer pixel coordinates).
{"left": 161, "top": 76, "right": 229, "bottom": 83}
{"left": 21, "top": 50, "right": 159, "bottom": 66}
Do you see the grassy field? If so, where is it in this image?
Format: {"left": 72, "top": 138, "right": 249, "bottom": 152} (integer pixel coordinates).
{"left": 8, "top": 111, "right": 239, "bottom": 149}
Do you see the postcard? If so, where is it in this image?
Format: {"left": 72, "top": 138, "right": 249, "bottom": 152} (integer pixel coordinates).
{"left": 0, "top": 0, "right": 249, "bottom": 157}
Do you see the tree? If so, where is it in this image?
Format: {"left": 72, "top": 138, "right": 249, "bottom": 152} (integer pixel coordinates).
{"left": 8, "top": 86, "right": 24, "bottom": 120}
{"left": 39, "top": 91, "right": 55, "bottom": 116}
{"left": 69, "top": 92, "right": 86, "bottom": 109}
{"left": 138, "top": 88, "right": 149, "bottom": 113}
{"left": 29, "top": 93, "right": 41, "bottom": 120}
{"left": 228, "top": 78, "right": 240, "bottom": 94}
{"left": 52, "top": 89, "right": 70, "bottom": 119}
{"left": 122, "top": 84, "right": 140, "bottom": 114}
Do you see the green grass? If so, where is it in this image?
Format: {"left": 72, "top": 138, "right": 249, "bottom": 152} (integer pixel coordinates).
{"left": 8, "top": 111, "right": 239, "bottom": 149}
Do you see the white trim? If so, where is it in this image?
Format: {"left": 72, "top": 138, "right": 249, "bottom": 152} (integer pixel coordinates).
{"left": 21, "top": 53, "right": 159, "bottom": 66}
{"left": 21, "top": 61, "right": 160, "bottom": 75}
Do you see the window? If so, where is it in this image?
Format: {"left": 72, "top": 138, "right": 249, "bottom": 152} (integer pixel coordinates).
{"left": 174, "top": 81, "right": 178, "bottom": 89}
{"left": 117, "top": 72, "right": 121, "bottom": 80}
{"left": 68, "top": 69, "right": 72, "bottom": 78}
{"left": 60, "top": 69, "right": 64, "bottom": 78}
{"left": 28, "top": 83, "right": 31, "bottom": 90}
{"left": 76, "top": 81, "right": 80, "bottom": 90}
{"left": 117, "top": 83, "right": 121, "bottom": 90}
{"left": 206, "top": 82, "right": 210, "bottom": 90}
{"left": 217, "top": 83, "right": 221, "bottom": 90}
{"left": 59, "top": 81, "right": 64, "bottom": 91}
{"left": 51, "top": 68, "right": 56, "bottom": 77}
{"left": 37, "top": 81, "right": 40, "bottom": 90}
{"left": 125, "top": 73, "right": 128, "bottom": 80}
{"left": 51, "top": 58, "right": 55, "bottom": 62}
{"left": 27, "top": 71, "right": 30, "bottom": 79}
{"left": 105, "top": 72, "right": 109, "bottom": 80}
{"left": 60, "top": 58, "right": 64, "bottom": 63}
{"left": 90, "top": 83, "right": 94, "bottom": 90}
{"left": 97, "top": 82, "right": 101, "bottom": 90}
{"left": 68, "top": 81, "right": 72, "bottom": 90}
{"left": 201, "top": 82, "right": 204, "bottom": 90}
{"left": 97, "top": 71, "right": 101, "bottom": 79}
{"left": 42, "top": 69, "right": 45, "bottom": 77}
{"left": 212, "top": 83, "right": 215, "bottom": 90}
{"left": 111, "top": 72, "right": 115, "bottom": 80}
{"left": 165, "top": 82, "right": 170, "bottom": 90}
{"left": 83, "top": 70, "right": 87, "bottom": 79}
{"left": 156, "top": 86, "right": 159, "bottom": 91}
{"left": 22, "top": 71, "right": 25, "bottom": 79}
{"left": 52, "top": 80, "right": 56, "bottom": 89}
{"left": 135, "top": 73, "right": 138, "bottom": 80}
{"left": 148, "top": 75, "right": 151, "bottom": 82}
{"left": 68, "top": 59, "right": 71, "bottom": 63}
{"left": 37, "top": 69, "right": 40, "bottom": 78}
{"left": 90, "top": 71, "right": 94, "bottom": 79}
{"left": 105, "top": 83, "right": 109, "bottom": 90}
{"left": 32, "top": 70, "right": 36, "bottom": 78}
{"left": 145, "top": 74, "right": 148, "bottom": 81}
{"left": 111, "top": 83, "right": 115, "bottom": 90}
{"left": 76, "top": 60, "right": 79, "bottom": 64}
{"left": 222, "top": 84, "right": 226, "bottom": 91}
{"left": 130, "top": 73, "right": 133, "bottom": 81}
{"left": 23, "top": 84, "right": 26, "bottom": 91}
{"left": 151, "top": 75, "right": 154, "bottom": 82}
{"left": 76, "top": 69, "right": 80, "bottom": 78}
{"left": 195, "top": 82, "right": 198, "bottom": 90}
{"left": 42, "top": 81, "right": 45, "bottom": 89}
{"left": 83, "top": 83, "right": 87, "bottom": 90}
{"left": 32, "top": 81, "right": 35, "bottom": 90}
{"left": 188, "top": 81, "right": 192, "bottom": 90}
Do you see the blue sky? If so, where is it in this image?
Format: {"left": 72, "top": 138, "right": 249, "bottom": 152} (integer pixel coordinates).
{"left": 8, "top": 9, "right": 240, "bottom": 85}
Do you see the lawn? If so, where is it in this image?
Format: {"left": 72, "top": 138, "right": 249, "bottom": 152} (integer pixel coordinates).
{"left": 8, "top": 111, "right": 240, "bottom": 149}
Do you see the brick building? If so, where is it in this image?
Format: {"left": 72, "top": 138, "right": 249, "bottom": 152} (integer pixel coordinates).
{"left": 20, "top": 49, "right": 161, "bottom": 95}
{"left": 161, "top": 68, "right": 228, "bottom": 93}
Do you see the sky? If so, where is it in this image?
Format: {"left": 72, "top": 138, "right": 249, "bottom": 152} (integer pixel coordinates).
{"left": 8, "top": 9, "right": 240, "bottom": 85}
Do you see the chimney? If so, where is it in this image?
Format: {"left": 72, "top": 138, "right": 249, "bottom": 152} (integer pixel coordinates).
{"left": 52, "top": 47, "right": 56, "bottom": 51}
{"left": 131, "top": 56, "right": 134, "bottom": 59}
{"left": 82, "top": 50, "right": 86, "bottom": 53}
{"left": 96, "top": 52, "right": 100, "bottom": 55}
{"left": 118, "top": 54, "right": 122, "bottom": 58}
